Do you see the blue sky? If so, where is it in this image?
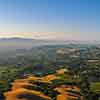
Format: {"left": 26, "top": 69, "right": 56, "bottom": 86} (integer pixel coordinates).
{"left": 0, "top": 0, "right": 99, "bottom": 40}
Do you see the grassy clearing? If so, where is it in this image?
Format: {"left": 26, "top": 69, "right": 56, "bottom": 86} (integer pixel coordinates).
{"left": 90, "top": 82, "right": 100, "bottom": 94}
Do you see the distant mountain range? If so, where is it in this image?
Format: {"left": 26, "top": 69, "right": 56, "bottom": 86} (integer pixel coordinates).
{"left": 0, "top": 37, "right": 99, "bottom": 50}
{"left": 0, "top": 37, "right": 73, "bottom": 50}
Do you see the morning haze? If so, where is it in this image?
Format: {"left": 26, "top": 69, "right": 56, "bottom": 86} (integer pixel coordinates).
{"left": 0, "top": 0, "right": 100, "bottom": 100}
{"left": 0, "top": 0, "right": 99, "bottom": 40}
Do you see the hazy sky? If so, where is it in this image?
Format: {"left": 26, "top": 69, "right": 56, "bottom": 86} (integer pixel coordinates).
{"left": 0, "top": 0, "right": 99, "bottom": 40}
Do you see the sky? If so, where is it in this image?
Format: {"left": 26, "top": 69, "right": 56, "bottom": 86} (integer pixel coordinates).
{"left": 0, "top": 0, "right": 99, "bottom": 40}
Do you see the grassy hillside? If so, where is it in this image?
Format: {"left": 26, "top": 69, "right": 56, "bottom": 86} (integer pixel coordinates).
{"left": 0, "top": 44, "right": 100, "bottom": 100}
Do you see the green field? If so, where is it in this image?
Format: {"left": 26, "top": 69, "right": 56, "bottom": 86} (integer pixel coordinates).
{"left": 90, "top": 82, "right": 100, "bottom": 94}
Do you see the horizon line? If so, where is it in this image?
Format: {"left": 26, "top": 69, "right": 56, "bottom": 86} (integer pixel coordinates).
{"left": 0, "top": 37, "right": 99, "bottom": 42}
